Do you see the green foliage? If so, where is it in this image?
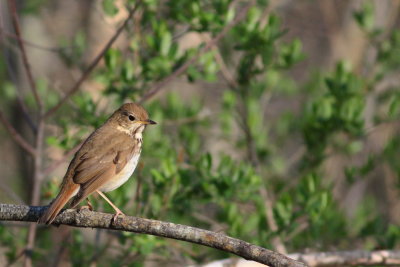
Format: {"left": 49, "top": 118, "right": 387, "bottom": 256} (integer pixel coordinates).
{"left": 0, "top": 224, "right": 28, "bottom": 264}
{"left": 168, "top": 0, "right": 234, "bottom": 32}
{"left": 353, "top": 1, "right": 375, "bottom": 34}
{"left": 102, "top": 0, "right": 119, "bottom": 16}
{"left": 303, "top": 62, "right": 365, "bottom": 166}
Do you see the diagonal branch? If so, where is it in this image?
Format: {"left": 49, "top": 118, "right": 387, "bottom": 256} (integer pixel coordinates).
{"left": 44, "top": 3, "right": 142, "bottom": 119}
{"left": 0, "top": 26, "right": 62, "bottom": 53}
{"left": 42, "top": 140, "right": 84, "bottom": 176}
{"left": 7, "top": 0, "right": 43, "bottom": 110}
{"left": 0, "top": 204, "right": 306, "bottom": 267}
{"left": 138, "top": 1, "right": 255, "bottom": 104}
{"left": 0, "top": 109, "right": 36, "bottom": 156}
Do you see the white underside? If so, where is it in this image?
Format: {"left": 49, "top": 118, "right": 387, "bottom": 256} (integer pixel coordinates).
{"left": 100, "top": 152, "right": 141, "bottom": 192}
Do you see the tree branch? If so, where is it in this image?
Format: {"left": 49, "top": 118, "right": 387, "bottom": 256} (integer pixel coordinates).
{"left": 43, "top": 2, "right": 141, "bottom": 119}
{"left": 24, "top": 119, "right": 44, "bottom": 267}
{"left": 0, "top": 26, "right": 63, "bottom": 53}
{"left": 291, "top": 250, "right": 400, "bottom": 266}
{"left": 7, "top": 0, "right": 43, "bottom": 110}
{"left": 199, "top": 250, "right": 400, "bottom": 267}
{"left": 0, "top": 204, "right": 306, "bottom": 267}
{"left": 0, "top": 109, "right": 36, "bottom": 156}
{"left": 42, "top": 140, "right": 84, "bottom": 176}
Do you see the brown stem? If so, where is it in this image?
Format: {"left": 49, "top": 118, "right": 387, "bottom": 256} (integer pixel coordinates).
{"left": 0, "top": 26, "right": 63, "bottom": 53}
{"left": 14, "top": 96, "right": 37, "bottom": 133}
{"left": 23, "top": 119, "right": 44, "bottom": 267}
{"left": 0, "top": 23, "right": 37, "bottom": 132}
{"left": 42, "top": 140, "right": 84, "bottom": 176}
{"left": 259, "top": 187, "right": 287, "bottom": 254}
{"left": 44, "top": 3, "right": 142, "bottom": 119}
{"left": 0, "top": 183, "right": 25, "bottom": 204}
{"left": 237, "top": 100, "right": 287, "bottom": 254}
{"left": 7, "top": 0, "right": 43, "bottom": 110}
{"left": 0, "top": 204, "right": 306, "bottom": 267}
{"left": 2, "top": 3, "right": 44, "bottom": 266}
{"left": 0, "top": 109, "right": 36, "bottom": 156}
{"left": 138, "top": 1, "right": 255, "bottom": 103}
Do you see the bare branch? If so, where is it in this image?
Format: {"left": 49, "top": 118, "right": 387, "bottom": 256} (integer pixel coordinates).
{"left": 7, "top": 0, "right": 43, "bottom": 110}
{"left": 0, "top": 109, "right": 36, "bottom": 156}
{"left": 291, "top": 250, "right": 400, "bottom": 267}
{"left": 0, "top": 184, "right": 25, "bottom": 204}
{"left": 44, "top": 3, "right": 142, "bottom": 119}
{"left": 24, "top": 120, "right": 45, "bottom": 267}
{"left": 42, "top": 140, "right": 84, "bottom": 176}
{"left": 0, "top": 26, "right": 62, "bottom": 53}
{"left": 138, "top": 1, "right": 255, "bottom": 104}
{"left": 0, "top": 204, "right": 306, "bottom": 267}
{"left": 259, "top": 187, "right": 287, "bottom": 254}
{"left": 199, "top": 250, "right": 400, "bottom": 267}
{"left": 0, "top": 21, "right": 37, "bottom": 132}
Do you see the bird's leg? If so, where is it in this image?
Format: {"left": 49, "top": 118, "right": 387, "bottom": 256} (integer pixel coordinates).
{"left": 78, "top": 198, "right": 93, "bottom": 212}
{"left": 96, "top": 190, "right": 125, "bottom": 221}
{"left": 86, "top": 198, "right": 93, "bottom": 211}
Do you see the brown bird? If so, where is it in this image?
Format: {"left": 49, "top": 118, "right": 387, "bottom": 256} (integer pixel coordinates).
{"left": 38, "top": 103, "right": 156, "bottom": 224}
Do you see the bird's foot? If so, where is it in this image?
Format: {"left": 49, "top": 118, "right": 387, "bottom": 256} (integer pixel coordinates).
{"left": 78, "top": 205, "right": 92, "bottom": 212}
{"left": 86, "top": 199, "right": 94, "bottom": 211}
{"left": 112, "top": 209, "right": 125, "bottom": 222}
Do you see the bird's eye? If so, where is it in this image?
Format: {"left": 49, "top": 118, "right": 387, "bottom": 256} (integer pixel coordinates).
{"left": 128, "top": 115, "right": 135, "bottom": 121}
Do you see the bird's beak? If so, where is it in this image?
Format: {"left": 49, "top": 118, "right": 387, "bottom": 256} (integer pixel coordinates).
{"left": 139, "top": 119, "right": 157, "bottom": 125}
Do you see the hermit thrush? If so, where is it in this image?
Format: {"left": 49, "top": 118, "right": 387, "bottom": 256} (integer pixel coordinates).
{"left": 38, "top": 103, "right": 156, "bottom": 224}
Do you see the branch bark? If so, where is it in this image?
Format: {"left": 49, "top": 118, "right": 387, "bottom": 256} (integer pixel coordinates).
{"left": 198, "top": 250, "right": 400, "bottom": 267}
{"left": 0, "top": 204, "right": 306, "bottom": 267}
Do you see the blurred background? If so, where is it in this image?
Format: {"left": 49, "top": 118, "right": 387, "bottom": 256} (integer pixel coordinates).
{"left": 1, "top": 0, "right": 400, "bottom": 266}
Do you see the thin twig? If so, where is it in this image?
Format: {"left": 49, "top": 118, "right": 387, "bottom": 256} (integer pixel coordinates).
{"left": 14, "top": 97, "right": 37, "bottom": 133}
{"left": 0, "top": 109, "right": 36, "bottom": 156}
{"left": 138, "top": 1, "right": 255, "bottom": 103}
{"left": 0, "top": 20, "right": 37, "bottom": 132}
{"left": 237, "top": 100, "right": 287, "bottom": 254}
{"left": 7, "top": 0, "right": 43, "bottom": 110}
{"left": 5, "top": 248, "right": 25, "bottom": 267}
{"left": 259, "top": 187, "right": 287, "bottom": 254}
{"left": 42, "top": 140, "right": 84, "bottom": 176}
{"left": 0, "top": 204, "right": 306, "bottom": 267}
{"left": 0, "top": 27, "right": 63, "bottom": 53}
{"left": 0, "top": 183, "right": 25, "bottom": 204}
{"left": 24, "top": 119, "right": 44, "bottom": 267}
{"left": 212, "top": 44, "right": 238, "bottom": 88}
{"left": 2, "top": 4, "right": 43, "bottom": 266}
{"left": 44, "top": 3, "right": 142, "bottom": 119}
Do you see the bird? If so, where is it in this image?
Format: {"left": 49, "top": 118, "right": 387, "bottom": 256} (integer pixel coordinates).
{"left": 38, "top": 103, "right": 156, "bottom": 224}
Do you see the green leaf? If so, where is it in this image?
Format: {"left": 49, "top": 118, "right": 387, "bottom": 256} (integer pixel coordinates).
{"left": 46, "top": 136, "right": 59, "bottom": 147}
{"left": 104, "top": 48, "right": 121, "bottom": 70}
{"left": 102, "top": 0, "right": 118, "bottom": 16}
{"left": 160, "top": 31, "right": 172, "bottom": 56}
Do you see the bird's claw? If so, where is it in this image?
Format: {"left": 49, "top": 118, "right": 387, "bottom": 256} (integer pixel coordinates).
{"left": 78, "top": 205, "right": 92, "bottom": 212}
{"left": 112, "top": 210, "right": 125, "bottom": 222}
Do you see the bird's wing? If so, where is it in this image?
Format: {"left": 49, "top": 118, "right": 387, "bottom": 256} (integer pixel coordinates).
{"left": 69, "top": 131, "right": 134, "bottom": 206}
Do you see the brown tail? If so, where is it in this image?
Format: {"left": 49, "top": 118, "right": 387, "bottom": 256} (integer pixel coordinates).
{"left": 38, "top": 183, "right": 80, "bottom": 225}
